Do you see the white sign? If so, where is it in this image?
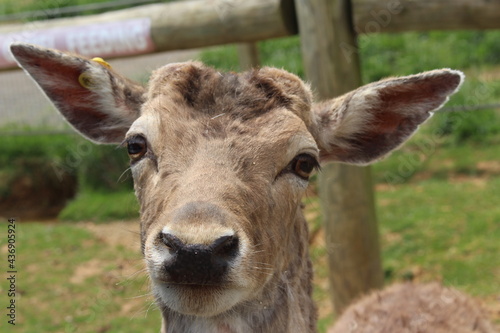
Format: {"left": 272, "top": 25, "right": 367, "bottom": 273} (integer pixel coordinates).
{"left": 1, "top": 18, "right": 155, "bottom": 69}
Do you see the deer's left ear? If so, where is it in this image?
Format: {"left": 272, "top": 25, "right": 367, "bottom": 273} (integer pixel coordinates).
{"left": 310, "top": 69, "right": 464, "bottom": 165}
{"left": 10, "top": 42, "right": 146, "bottom": 144}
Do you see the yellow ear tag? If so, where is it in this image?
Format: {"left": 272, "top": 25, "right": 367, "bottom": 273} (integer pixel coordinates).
{"left": 79, "top": 58, "right": 111, "bottom": 89}
{"left": 78, "top": 72, "right": 95, "bottom": 89}
{"left": 91, "top": 57, "right": 111, "bottom": 69}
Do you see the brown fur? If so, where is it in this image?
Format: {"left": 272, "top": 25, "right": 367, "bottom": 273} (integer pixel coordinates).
{"left": 329, "top": 283, "right": 496, "bottom": 333}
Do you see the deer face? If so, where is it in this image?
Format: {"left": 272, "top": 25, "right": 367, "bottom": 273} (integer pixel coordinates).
{"left": 10, "top": 42, "right": 463, "bottom": 319}
{"left": 131, "top": 63, "right": 318, "bottom": 316}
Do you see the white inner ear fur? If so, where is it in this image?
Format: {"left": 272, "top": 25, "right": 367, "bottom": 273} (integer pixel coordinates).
{"left": 81, "top": 64, "right": 139, "bottom": 129}
{"left": 312, "top": 69, "right": 465, "bottom": 156}
{"left": 313, "top": 87, "right": 379, "bottom": 152}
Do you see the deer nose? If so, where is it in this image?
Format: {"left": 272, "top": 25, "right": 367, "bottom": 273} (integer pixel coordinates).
{"left": 160, "top": 232, "right": 240, "bottom": 285}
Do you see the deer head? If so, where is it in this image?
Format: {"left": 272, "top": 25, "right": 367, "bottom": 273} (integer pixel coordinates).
{"left": 11, "top": 42, "right": 463, "bottom": 332}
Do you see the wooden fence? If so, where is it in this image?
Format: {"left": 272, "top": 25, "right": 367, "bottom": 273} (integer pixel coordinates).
{"left": 2, "top": 0, "right": 499, "bottom": 314}
{"left": 0, "top": 0, "right": 296, "bottom": 69}
{"left": 2, "top": 0, "right": 500, "bottom": 70}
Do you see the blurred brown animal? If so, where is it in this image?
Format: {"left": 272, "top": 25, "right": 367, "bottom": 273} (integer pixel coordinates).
{"left": 329, "top": 283, "right": 496, "bottom": 333}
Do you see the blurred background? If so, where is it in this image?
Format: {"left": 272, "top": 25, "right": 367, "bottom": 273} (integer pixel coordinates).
{"left": 0, "top": 0, "right": 499, "bottom": 332}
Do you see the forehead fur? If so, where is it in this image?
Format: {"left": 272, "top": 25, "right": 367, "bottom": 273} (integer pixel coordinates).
{"left": 146, "top": 61, "right": 313, "bottom": 126}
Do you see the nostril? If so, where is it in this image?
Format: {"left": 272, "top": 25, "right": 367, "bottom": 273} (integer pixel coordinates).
{"left": 211, "top": 235, "right": 239, "bottom": 259}
{"left": 161, "top": 233, "right": 184, "bottom": 252}
{"left": 159, "top": 233, "right": 239, "bottom": 285}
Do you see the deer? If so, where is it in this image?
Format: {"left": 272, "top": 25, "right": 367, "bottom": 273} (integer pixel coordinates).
{"left": 11, "top": 42, "right": 474, "bottom": 333}
{"left": 328, "top": 282, "right": 496, "bottom": 333}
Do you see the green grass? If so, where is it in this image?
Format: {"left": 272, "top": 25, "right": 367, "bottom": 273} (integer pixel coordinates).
{"left": 358, "top": 31, "right": 500, "bottom": 82}
{"left": 372, "top": 131, "right": 500, "bottom": 185}
{"left": 0, "top": 0, "right": 111, "bottom": 17}
{"left": 378, "top": 176, "right": 500, "bottom": 294}
{"left": 0, "top": 0, "right": 170, "bottom": 18}
{"left": 375, "top": 132, "right": 500, "bottom": 289}
{"left": 371, "top": 135, "right": 500, "bottom": 298}
{"left": 377, "top": 177, "right": 500, "bottom": 286}
{"left": 0, "top": 220, "right": 159, "bottom": 332}
{"left": 1, "top": 133, "right": 79, "bottom": 165}
{"left": 59, "top": 191, "right": 139, "bottom": 222}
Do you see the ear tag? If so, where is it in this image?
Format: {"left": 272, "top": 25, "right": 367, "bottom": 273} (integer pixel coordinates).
{"left": 91, "top": 57, "right": 111, "bottom": 69}
{"left": 78, "top": 72, "right": 96, "bottom": 89}
{"left": 79, "top": 57, "right": 111, "bottom": 89}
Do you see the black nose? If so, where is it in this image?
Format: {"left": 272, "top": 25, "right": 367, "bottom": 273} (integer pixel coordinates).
{"left": 161, "top": 233, "right": 239, "bottom": 285}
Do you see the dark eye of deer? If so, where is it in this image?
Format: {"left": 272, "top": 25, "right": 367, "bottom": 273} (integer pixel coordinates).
{"left": 127, "top": 135, "right": 147, "bottom": 162}
{"left": 290, "top": 154, "right": 319, "bottom": 180}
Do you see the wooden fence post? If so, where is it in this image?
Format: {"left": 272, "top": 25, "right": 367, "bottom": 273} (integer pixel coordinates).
{"left": 237, "top": 43, "right": 260, "bottom": 70}
{"left": 295, "top": 0, "right": 384, "bottom": 313}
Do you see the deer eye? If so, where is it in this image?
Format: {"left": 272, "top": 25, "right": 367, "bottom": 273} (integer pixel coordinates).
{"left": 288, "top": 154, "right": 320, "bottom": 180}
{"left": 126, "top": 135, "right": 147, "bottom": 162}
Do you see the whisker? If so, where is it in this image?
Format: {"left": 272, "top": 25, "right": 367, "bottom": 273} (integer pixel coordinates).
{"left": 116, "top": 268, "right": 149, "bottom": 286}
{"left": 144, "top": 299, "right": 159, "bottom": 318}
{"left": 126, "top": 292, "right": 154, "bottom": 301}
{"left": 118, "top": 167, "right": 132, "bottom": 184}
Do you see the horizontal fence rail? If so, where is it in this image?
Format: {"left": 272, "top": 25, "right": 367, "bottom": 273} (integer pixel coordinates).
{"left": 0, "top": 0, "right": 297, "bottom": 70}
{"left": 353, "top": 0, "right": 500, "bottom": 34}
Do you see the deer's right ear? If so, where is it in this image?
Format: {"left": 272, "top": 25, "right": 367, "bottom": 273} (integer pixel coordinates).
{"left": 310, "top": 69, "right": 464, "bottom": 165}
{"left": 10, "top": 42, "right": 146, "bottom": 144}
